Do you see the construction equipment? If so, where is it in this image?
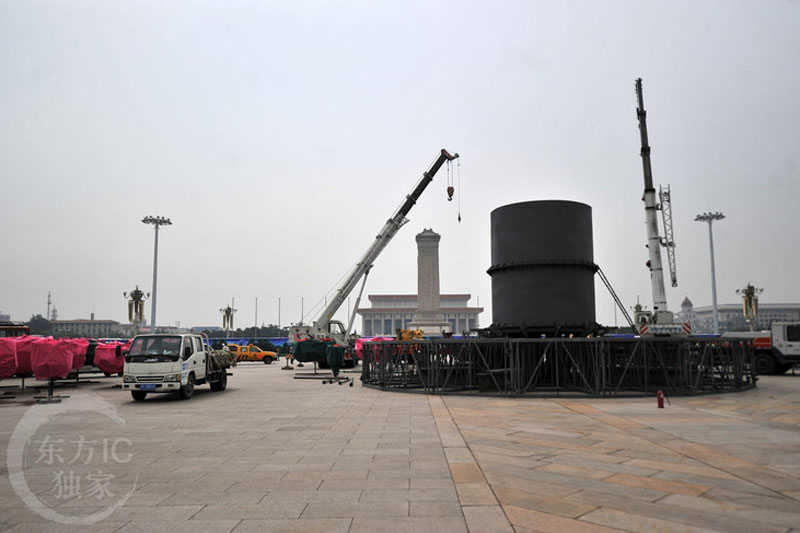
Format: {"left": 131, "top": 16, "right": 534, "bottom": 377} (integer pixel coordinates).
{"left": 633, "top": 79, "right": 686, "bottom": 335}
{"left": 290, "top": 149, "right": 460, "bottom": 363}
{"left": 397, "top": 329, "right": 424, "bottom": 341}
{"left": 723, "top": 322, "right": 800, "bottom": 375}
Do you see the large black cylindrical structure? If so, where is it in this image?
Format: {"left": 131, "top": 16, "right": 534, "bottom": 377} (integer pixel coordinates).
{"left": 488, "top": 200, "right": 596, "bottom": 335}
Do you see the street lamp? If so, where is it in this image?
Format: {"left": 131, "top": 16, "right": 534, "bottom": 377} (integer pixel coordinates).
{"left": 220, "top": 302, "right": 237, "bottom": 339}
{"left": 736, "top": 283, "right": 763, "bottom": 331}
{"left": 695, "top": 212, "right": 725, "bottom": 334}
{"left": 124, "top": 285, "right": 149, "bottom": 335}
{"left": 142, "top": 215, "right": 172, "bottom": 332}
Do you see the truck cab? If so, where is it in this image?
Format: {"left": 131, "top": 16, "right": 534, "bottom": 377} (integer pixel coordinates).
{"left": 723, "top": 322, "right": 800, "bottom": 375}
{"left": 771, "top": 322, "right": 800, "bottom": 372}
{"left": 123, "top": 334, "right": 229, "bottom": 401}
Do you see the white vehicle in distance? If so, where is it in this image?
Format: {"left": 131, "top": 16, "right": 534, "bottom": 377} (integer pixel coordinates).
{"left": 123, "top": 334, "right": 235, "bottom": 401}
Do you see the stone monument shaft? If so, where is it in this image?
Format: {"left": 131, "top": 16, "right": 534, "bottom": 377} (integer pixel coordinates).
{"left": 409, "top": 229, "right": 451, "bottom": 334}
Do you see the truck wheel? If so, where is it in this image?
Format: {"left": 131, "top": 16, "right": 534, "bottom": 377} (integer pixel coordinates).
{"left": 131, "top": 391, "right": 147, "bottom": 402}
{"left": 210, "top": 370, "right": 228, "bottom": 391}
{"left": 262, "top": 356, "right": 272, "bottom": 365}
{"left": 754, "top": 353, "right": 777, "bottom": 375}
{"left": 179, "top": 374, "right": 195, "bottom": 400}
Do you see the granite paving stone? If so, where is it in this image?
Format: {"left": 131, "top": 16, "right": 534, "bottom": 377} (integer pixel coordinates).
{"left": 232, "top": 518, "right": 351, "bottom": 532}
{"left": 349, "top": 516, "right": 467, "bottom": 533}
{"left": 2, "top": 364, "right": 799, "bottom": 533}
{"left": 409, "top": 501, "right": 463, "bottom": 517}
{"left": 579, "top": 508, "right": 723, "bottom": 533}
{"left": 116, "top": 521, "right": 241, "bottom": 533}
{"left": 192, "top": 503, "right": 307, "bottom": 520}
{"left": 462, "top": 505, "right": 514, "bottom": 532}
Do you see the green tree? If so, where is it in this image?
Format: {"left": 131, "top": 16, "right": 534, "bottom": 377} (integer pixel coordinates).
{"left": 27, "top": 314, "right": 52, "bottom": 336}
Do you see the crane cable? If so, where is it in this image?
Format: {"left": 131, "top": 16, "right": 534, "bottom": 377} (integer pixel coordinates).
{"left": 457, "top": 156, "right": 462, "bottom": 223}
{"left": 446, "top": 159, "right": 454, "bottom": 201}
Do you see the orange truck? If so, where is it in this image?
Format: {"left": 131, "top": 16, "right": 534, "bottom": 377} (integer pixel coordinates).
{"left": 226, "top": 344, "right": 278, "bottom": 364}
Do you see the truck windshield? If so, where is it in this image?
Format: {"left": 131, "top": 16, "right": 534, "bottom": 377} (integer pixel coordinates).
{"left": 129, "top": 336, "right": 183, "bottom": 359}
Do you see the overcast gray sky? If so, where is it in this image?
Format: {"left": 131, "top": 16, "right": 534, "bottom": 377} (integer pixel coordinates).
{"left": 1, "top": 0, "right": 798, "bottom": 331}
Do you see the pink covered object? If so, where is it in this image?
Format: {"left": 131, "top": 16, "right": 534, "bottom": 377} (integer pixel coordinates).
{"left": 355, "top": 337, "right": 394, "bottom": 361}
{"left": 14, "top": 336, "right": 36, "bottom": 374}
{"left": 31, "top": 338, "right": 74, "bottom": 380}
{"left": 0, "top": 338, "right": 18, "bottom": 379}
{"left": 94, "top": 343, "right": 124, "bottom": 375}
{"left": 68, "top": 338, "right": 90, "bottom": 369}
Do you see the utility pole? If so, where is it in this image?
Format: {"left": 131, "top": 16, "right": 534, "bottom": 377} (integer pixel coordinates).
{"left": 46, "top": 291, "right": 52, "bottom": 321}
{"left": 695, "top": 212, "right": 725, "bottom": 334}
{"left": 142, "top": 215, "right": 172, "bottom": 332}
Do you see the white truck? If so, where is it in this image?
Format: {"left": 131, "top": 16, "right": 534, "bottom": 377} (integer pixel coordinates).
{"left": 722, "top": 322, "right": 800, "bottom": 375}
{"left": 123, "top": 333, "right": 235, "bottom": 401}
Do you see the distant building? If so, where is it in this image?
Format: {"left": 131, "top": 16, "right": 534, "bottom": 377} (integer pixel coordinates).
{"left": 0, "top": 312, "right": 10, "bottom": 322}
{"left": 358, "top": 294, "right": 483, "bottom": 336}
{"left": 51, "top": 318, "right": 123, "bottom": 338}
{"left": 191, "top": 326, "right": 223, "bottom": 333}
{"left": 678, "top": 297, "right": 800, "bottom": 333}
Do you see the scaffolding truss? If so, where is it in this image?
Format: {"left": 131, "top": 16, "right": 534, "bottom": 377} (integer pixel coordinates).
{"left": 361, "top": 337, "right": 755, "bottom": 397}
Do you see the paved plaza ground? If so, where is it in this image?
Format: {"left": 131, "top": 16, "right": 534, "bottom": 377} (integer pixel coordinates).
{"left": 1, "top": 362, "right": 799, "bottom": 532}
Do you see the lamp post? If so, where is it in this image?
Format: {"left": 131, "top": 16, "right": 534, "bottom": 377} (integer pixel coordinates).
{"left": 736, "top": 283, "right": 763, "bottom": 332}
{"left": 142, "top": 215, "right": 172, "bottom": 333}
{"left": 124, "top": 285, "right": 149, "bottom": 335}
{"left": 220, "top": 300, "right": 237, "bottom": 339}
{"left": 695, "top": 212, "right": 725, "bottom": 334}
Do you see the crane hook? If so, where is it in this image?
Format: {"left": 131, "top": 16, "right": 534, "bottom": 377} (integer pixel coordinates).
{"left": 447, "top": 186, "right": 454, "bottom": 201}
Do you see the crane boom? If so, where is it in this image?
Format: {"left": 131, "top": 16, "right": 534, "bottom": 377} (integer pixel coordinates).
{"left": 292, "top": 149, "right": 459, "bottom": 344}
{"left": 635, "top": 78, "right": 672, "bottom": 323}
{"left": 659, "top": 185, "right": 677, "bottom": 287}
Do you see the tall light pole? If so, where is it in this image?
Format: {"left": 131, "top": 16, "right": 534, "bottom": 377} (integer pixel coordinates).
{"left": 142, "top": 215, "right": 172, "bottom": 333}
{"left": 695, "top": 212, "right": 725, "bottom": 334}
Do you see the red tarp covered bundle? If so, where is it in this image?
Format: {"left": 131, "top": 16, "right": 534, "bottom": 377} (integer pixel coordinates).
{"left": 94, "top": 343, "right": 124, "bottom": 375}
{"left": 0, "top": 338, "right": 18, "bottom": 380}
{"left": 31, "top": 338, "right": 74, "bottom": 380}
{"left": 68, "top": 338, "right": 90, "bottom": 369}
{"left": 355, "top": 336, "right": 394, "bottom": 361}
{"left": 14, "top": 336, "right": 37, "bottom": 375}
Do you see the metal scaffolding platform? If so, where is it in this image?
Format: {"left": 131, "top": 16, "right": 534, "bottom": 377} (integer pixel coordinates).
{"left": 360, "top": 337, "right": 756, "bottom": 397}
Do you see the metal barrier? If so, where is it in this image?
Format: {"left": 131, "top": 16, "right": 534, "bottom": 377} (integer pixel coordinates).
{"left": 360, "top": 337, "right": 755, "bottom": 397}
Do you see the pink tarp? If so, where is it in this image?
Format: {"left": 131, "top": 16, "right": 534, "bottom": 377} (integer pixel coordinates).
{"left": 31, "top": 338, "right": 73, "bottom": 380}
{"left": 14, "top": 336, "right": 36, "bottom": 375}
{"left": 68, "top": 338, "right": 89, "bottom": 369}
{"left": 0, "top": 338, "right": 18, "bottom": 380}
{"left": 355, "top": 337, "right": 394, "bottom": 361}
{"left": 94, "top": 343, "right": 124, "bottom": 375}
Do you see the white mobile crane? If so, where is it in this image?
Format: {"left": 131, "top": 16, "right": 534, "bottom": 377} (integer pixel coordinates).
{"left": 633, "top": 79, "right": 688, "bottom": 335}
{"left": 290, "top": 149, "right": 460, "bottom": 361}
